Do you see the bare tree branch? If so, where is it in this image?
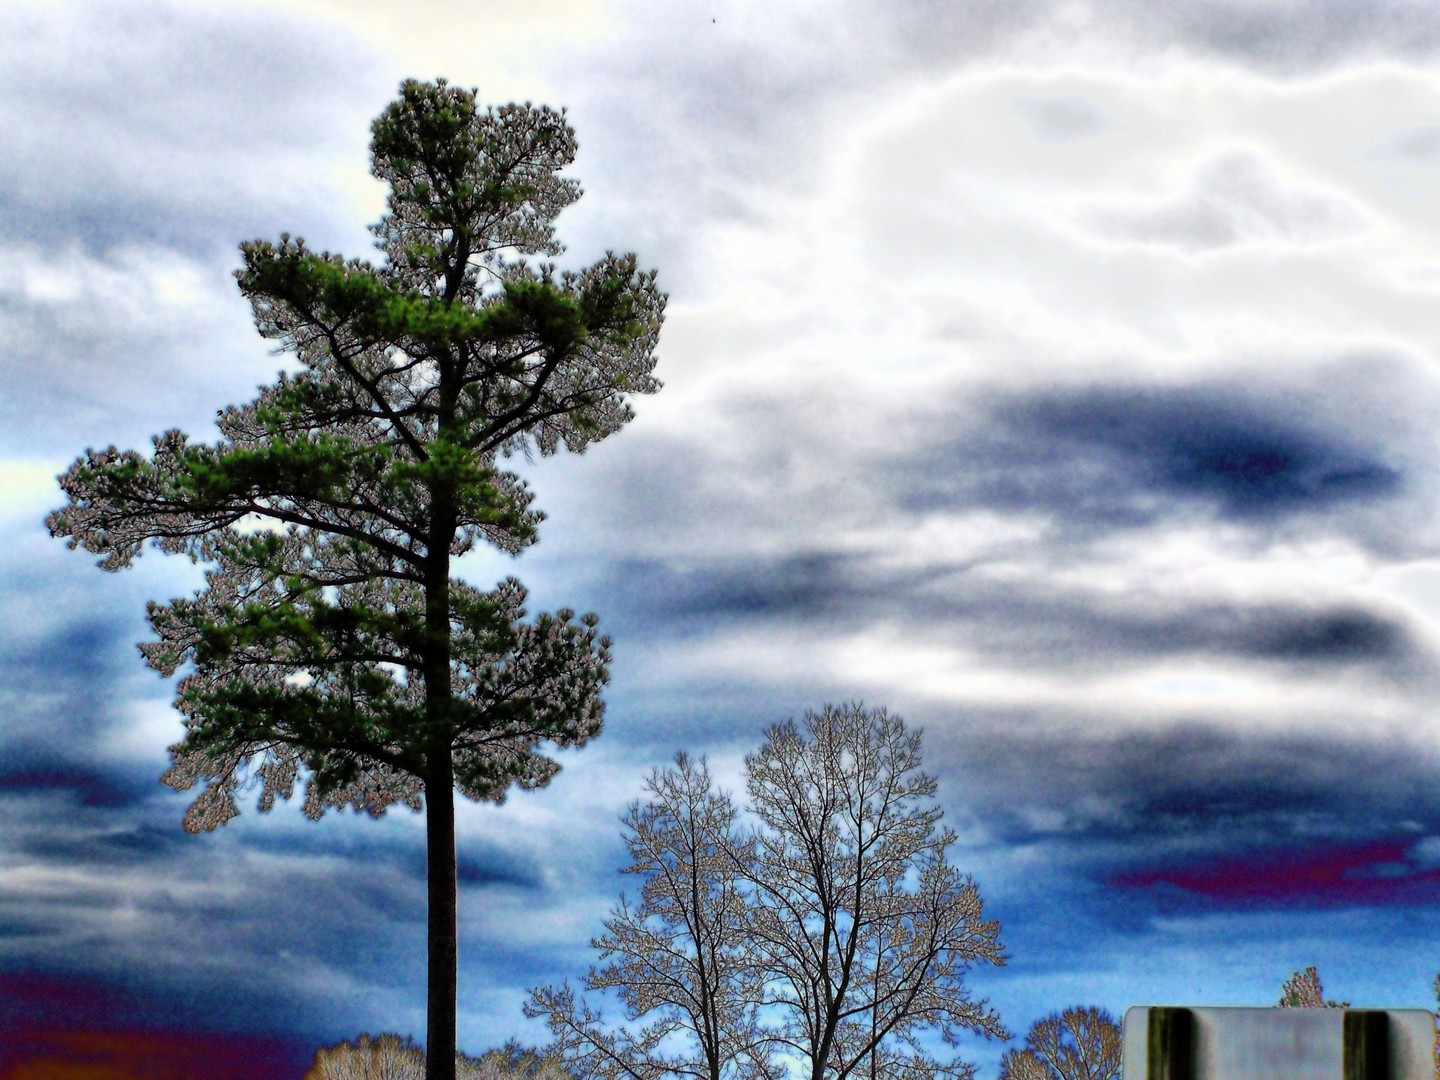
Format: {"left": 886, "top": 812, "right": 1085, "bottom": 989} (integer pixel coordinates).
{"left": 999, "top": 1008, "right": 1122, "bottom": 1080}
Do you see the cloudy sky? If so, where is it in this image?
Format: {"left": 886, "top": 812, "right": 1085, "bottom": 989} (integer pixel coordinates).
{"left": 7, "top": 0, "right": 1440, "bottom": 1073}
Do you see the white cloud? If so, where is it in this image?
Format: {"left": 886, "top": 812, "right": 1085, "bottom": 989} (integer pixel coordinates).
{"left": 283, "top": 0, "right": 621, "bottom": 102}
{"left": 0, "top": 462, "right": 61, "bottom": 519}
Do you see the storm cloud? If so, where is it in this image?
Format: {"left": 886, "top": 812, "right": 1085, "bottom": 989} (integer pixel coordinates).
{"left": 911, "top": 383, "right": 1399, "bottom": 523}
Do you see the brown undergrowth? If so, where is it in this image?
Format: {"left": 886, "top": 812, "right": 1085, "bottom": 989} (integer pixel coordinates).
{"left": 303, "top": 1035, "right": 572, "bottom": 1080}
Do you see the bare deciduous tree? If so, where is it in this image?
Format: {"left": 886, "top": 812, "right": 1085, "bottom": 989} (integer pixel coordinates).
{"left": 998, "top": 1007, "right": 1122, "bottom": 1080}
{"left": 532, "top": 705, "right": 1007, "bottom": 1080}
{"left": 528, "top": 753, "right": 772, "bottom": 1080}
{"left": 744, "top": 703, "right": 1009, "bottom": 1080}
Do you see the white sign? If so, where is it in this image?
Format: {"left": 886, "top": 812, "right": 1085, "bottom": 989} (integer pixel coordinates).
{"left": 1122, "top": 1006, "right": 1436, "bottom": 1080}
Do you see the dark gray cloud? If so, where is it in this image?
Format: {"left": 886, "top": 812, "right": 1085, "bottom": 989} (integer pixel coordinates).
{"left": 0, "top": 777, "right": 506, "bottom": 1050}
{"left": 1086, "top": 152, "right": 1367, "bottom": 253}
{"left": 1151, "top": 0, "right": 1440, "bottom": 73}
{"left": 588, "top": 551, "right": 1420, "bottom": 676}
{"left": 1004, "top": 386, "right": 1399, "bottom": 516}
{"left": 930, "top": 588, "right": 1416, "bottom": 671}
{"left": 0, "top": 512, "right": 196, "bottom": 797}
{"left": 1387, "top": 124, "right": 1440, "bottom": 162}
{"left": 891, "top": 0, "right": 1440, "bottom": 75}
{"left": 921, "top": 711, "right": 1440, "bottom": 884}
{"left": 899, "top": 378, "right": 1411, "bottom": 542}
{"left": 517, "top": 356, "right": 1440, "bottom": 584}
{"left": 0, "top": 767, "right": 158, "bottom": 815}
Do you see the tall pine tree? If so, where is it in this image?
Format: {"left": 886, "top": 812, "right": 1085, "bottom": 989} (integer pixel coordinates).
{"left": 47, "top": 78, "right": 665, "bottom": 1080}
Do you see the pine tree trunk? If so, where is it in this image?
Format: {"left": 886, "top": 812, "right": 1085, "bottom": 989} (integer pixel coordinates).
{"left": 426, "top": 758, "right": 458, "bottom": 1080}
{"left": 424, "top": 488, "right": 458, "bottom": 1080}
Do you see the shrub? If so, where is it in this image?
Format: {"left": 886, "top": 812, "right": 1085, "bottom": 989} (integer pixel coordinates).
{"left": 465, "top": 1041, "right": 575, "bottom": 1080}
{"left": 304, "top": 1034, "right": 572, "bottom": 1080}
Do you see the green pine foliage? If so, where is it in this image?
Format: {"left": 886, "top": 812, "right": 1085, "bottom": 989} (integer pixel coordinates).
{"left": 1276, "top": 967, "right": 1347, "bottom": 1009}
{"left": 48, "top": 77, "right": 664, "bottom": 1080}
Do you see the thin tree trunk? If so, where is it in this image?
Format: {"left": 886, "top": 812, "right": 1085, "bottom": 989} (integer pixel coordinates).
{"left": 426, "top": 758, "right": 458, "bottom": 1080}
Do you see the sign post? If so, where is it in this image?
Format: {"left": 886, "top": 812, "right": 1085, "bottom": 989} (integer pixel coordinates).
{"left": 1122, "top": 1006, "right": 1436, "bottom": 1080}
